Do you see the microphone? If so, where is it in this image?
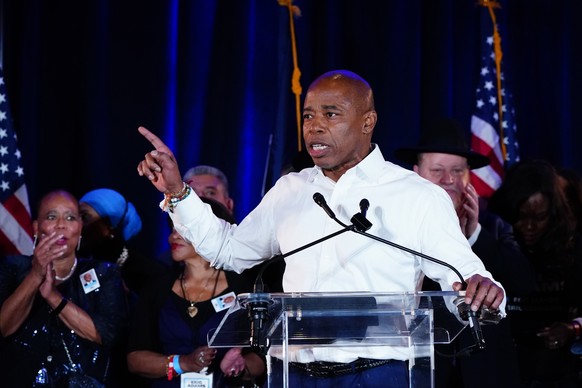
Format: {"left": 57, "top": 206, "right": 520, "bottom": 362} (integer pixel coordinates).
{"left": 314, "top": 193, "right": 490, "bottom": 352}
{"left": 247, "top": 197, "right": 354, "bottom": 352}
{"left": 351, "top": 198, "right": 372, "bottom": 232}
{"left": 456, "top": 299, "right": 487, "bottom": 351}
{"left": 313, "top": 192, "right": 348, "bottom": 227}
{"left": 359, "top": 198, "right": 370, "bottom": 217}
{"left": 247, "top": 293, "right": 273, "bottom": 351}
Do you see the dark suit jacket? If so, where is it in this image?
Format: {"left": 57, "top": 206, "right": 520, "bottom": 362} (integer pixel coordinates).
{"left": 423, "top": 211, "right": 531, "bottom": 388}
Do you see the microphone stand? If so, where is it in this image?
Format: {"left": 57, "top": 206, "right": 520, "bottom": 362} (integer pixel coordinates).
{"left": 349, "top": 228, "right": 466, "bottom": 289}
{"left": 253, "top": 227, "right": 352, "bottom": 293}
{"left": 315, "top": 192, "right": 488, "bottom": 353}
{"left": 248, "top": 192, "right": 491, "bottom": 354}
{"left": 248, "top": 227, "right": 353, "bottom": 352}
{"left": 350, "top": 227, "right": 485, "bottom": 352}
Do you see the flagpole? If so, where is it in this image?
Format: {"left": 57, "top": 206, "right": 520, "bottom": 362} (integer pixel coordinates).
{"left": 278, "top": 0, "right": 303, "bottom": 151}
{"left": 480, "top": 0, "right": 506, "bottom": 161}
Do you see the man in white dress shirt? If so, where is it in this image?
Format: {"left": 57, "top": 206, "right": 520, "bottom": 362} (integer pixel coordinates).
{"left": 137, "top": 70, "right": 505, "bottom": 387}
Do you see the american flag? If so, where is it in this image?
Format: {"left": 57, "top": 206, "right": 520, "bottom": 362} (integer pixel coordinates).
{"left": 470, "top": 1, "right": 519, "bottom": 198}
{"left": 0, "top": 68, "right": 34, "bottom": 256}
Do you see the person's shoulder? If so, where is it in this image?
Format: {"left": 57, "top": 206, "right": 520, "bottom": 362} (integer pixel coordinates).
{"left": 265, "top": 168, "right": 318, "bottom": 199}
{"left": 77, "top": 257, "right": 121, "bottom": 279}
{"left": 126, "top": 247, "right": 168, "bottom": 272}
{"left": 277, "top": 167, "right": 317, "bottom": 184}
{"left": 380, "top": 161, "right": 446, "bottom": 195}
{"left": 0, "top": 254, "right": 31, "bottom": 268}
{"left": 381, "top": 161, "right": 414, "bottom": 177}
{"left": 0, "top": 254, "right": 31, "bottom": 280}
{"left": 479, "top": 208, "right": 513, "bottom": 236}
{"left": 225, "top": 269, "right": 255, "bottom": 293}
{"left": 136, "top": 270, "right": 177, "bottom": 304}
{"left": 77, "top": 257, "right": 114, "bottom": 269}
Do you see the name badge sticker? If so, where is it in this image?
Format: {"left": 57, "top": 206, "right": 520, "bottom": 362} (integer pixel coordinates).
{"left": 80, "top": 268, "right": 100, "bottom": 294}
{"left": 211, "top": 291, "right": 236, "bottom": 312}
{"left": 181, "top": 371, "right": 213, "bottom": 388}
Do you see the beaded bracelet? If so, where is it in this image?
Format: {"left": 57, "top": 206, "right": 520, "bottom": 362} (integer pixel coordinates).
{"left": 51, "top": 297, "right": 68, "bottom": 316}
{"left": 572, "top": 320, "right": 581, "bottom": 340}
{"left": 166, "top": 354, "right": 176, "bottom": 381}
{"left": 162, "top": 182, "right": 192, "bottom": 213}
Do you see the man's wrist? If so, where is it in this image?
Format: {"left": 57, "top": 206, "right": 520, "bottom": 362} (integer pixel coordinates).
{"left": 162, "top": 182, "right": 192, "bottom": 213}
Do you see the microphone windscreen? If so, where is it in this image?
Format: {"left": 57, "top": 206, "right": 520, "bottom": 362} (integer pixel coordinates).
{"left": 359, "top": 199, "right": 370, "bottom": 212}
{"left": 313, "top": 192, "right": 325, "bottom": 206}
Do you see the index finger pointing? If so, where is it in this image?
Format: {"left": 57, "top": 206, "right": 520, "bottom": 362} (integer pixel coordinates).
{"left": 138, "top": 126, "right": 173, "bottom": 154}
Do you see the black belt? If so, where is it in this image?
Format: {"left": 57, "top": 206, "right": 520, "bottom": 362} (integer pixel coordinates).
{"left": 289, "top": 358, "right": 394, "bottom": 378}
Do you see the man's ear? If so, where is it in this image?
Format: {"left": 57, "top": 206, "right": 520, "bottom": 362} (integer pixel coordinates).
{"left": 33, "top": 220, "right": 39, "bottom": 235}
{"left": 226, "top": 198, "right": 235, "bottom": 214}
{"left": 363, "top": 111, "right": 377, "bottom": 134}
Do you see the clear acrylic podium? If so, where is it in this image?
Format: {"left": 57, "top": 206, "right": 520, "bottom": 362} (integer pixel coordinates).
{"left": 208, "top": 291, "right": 470, "bottom": 387}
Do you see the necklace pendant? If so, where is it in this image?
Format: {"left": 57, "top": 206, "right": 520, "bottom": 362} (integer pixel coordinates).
{"left": 187, "top": 304, "right": 198, "bottom": 318}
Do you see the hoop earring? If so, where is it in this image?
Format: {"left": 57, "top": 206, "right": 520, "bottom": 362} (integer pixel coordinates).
{"left": 77, "top": 235, "right": 82, "bottom": 251}
{"left": 33, "top": 234, "right": 38, "bottom": 247}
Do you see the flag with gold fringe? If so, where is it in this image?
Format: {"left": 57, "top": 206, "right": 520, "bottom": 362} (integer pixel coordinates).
{"left": 470, "top": 0, "right": 520, "bottom": 198}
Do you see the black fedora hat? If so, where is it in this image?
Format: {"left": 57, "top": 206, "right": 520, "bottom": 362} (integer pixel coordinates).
{"left": 394, "top": 118, "right": 490, "bottom": 169}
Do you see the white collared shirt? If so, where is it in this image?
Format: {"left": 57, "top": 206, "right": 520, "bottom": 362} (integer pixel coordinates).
{"left": 168, "top": 145, "right": 505, "bottom": 361}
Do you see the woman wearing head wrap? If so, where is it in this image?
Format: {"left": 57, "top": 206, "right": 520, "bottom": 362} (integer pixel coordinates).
{"left": 79, "top": 188, "right": 166, "bottom": 294}
{"left": 80, "top": 188, "right": 168, "bottom": 387}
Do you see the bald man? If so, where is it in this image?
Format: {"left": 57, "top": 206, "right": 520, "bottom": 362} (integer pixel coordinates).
{"left": 137, "top": 70, "right": 506, "bottom": 387}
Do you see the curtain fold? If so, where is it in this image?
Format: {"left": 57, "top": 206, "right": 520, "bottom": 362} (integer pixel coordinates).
{"left": 3, "top": 0, "right": 580, "bottom": 256}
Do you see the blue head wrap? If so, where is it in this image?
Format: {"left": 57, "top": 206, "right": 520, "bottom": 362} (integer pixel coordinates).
{"left": 80, "top": 188, "right": 142, "bottom": 241}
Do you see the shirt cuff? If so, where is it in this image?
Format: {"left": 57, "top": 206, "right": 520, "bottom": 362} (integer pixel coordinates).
{"left": 467, "top": 223, "right": 482, "bottom": 246}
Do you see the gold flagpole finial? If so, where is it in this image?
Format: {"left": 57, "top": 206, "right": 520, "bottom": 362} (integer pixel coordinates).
{"left": 477, "top": 0, "right": 501, "bottom": 8}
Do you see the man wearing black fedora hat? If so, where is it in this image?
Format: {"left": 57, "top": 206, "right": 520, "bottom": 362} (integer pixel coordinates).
{"left": 394, "top": 118, "right": 533, "bottom": 291}
{"left": 395, "top": 118, "right": 534, "bottom": 388}
{"left": 395, "top": 118, "right": 490, "bottom": 241}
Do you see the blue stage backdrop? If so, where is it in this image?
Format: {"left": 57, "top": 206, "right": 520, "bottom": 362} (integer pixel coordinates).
{"left": 2, "top": 0, "right": 581, "bottom": 257}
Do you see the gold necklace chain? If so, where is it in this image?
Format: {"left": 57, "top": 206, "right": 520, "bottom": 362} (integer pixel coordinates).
{"left": 180, "top": 269, "right": 219, "bottom": 318}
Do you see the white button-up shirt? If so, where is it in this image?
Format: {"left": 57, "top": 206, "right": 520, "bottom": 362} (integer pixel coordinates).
{"left": 168, "top": 145, "right": 504, "bottom": 362}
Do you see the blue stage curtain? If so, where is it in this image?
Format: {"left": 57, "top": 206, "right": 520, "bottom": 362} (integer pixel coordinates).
{"left": 3, "top": 0, "right": 581, "bottom": 256}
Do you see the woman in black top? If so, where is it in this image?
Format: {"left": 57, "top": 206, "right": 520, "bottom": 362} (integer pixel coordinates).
{"left": 0, "top": 190, "right": 128, "bottom": 387}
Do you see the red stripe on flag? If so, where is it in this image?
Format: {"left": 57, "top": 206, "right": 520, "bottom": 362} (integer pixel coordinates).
{"left": 4, "top": 194, "right": 34, "bottom": 236}
{"left": 0, "top": 230, "right": 19, "bottom": 256}
{"left": 470, "top": 133, "right": 493, "bottom": 155}
{"left": 471, "top": 135, "right": 504, "bottom": 176}
{"left": 470, "top": 172, "right": 496, "bottom": 198}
